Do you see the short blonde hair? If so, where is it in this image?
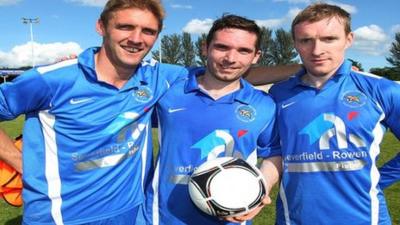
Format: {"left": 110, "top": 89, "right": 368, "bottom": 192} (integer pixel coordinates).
{"left": 100, "top": 0, "right": 165, "bottom": 33}
{"left": 291, "top": 3, "right": 351, "bottom": 39}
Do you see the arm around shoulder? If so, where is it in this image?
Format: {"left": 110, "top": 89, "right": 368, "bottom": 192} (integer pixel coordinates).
{"left": 245, "top": 64, "right": 301, "bottom": 86}
{"left": 0, "top": 129, "right": 22, "bottom": 173}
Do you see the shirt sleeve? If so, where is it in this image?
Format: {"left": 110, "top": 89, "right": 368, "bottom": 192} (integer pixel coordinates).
{"left": 256, "top": 96, "right": 281, "bottom": 158}
{"left": 379, "top": 153, "right": 400, "bottom": 189}
{"left": 0, "top": 69, "right": 52, "bottom": 120}
{"left": 379, "top": 80, "right": 400, "bottom": 138}
{"left": 376, "top": 80, "right": 400, "bottom": 189}
{"left": 157, "top": 63, "right": 189, "bottom": 88}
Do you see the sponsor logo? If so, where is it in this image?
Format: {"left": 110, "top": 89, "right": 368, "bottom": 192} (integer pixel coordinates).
{"left": 236, "top": 105, "right": 256, "bottom": 122}
{"left": 342, "top": 91, "right": 367, "bottom": 108}
{"left": 133, "top": 86, "right": 153, "bottom": 103}
{"left": 286, "top": 113, "right": 368, "bottom": 172}
{"left": 282, "top": 101, "right": 296, "bottom": 109}
{"left": 170, "top": 130, "right": 244, "bottom": 184}
{"left": 168, "top": 107, "right": 186, "bottom": 113}
{"left": 69, "top": 98, "right": 93, "bottom": 105}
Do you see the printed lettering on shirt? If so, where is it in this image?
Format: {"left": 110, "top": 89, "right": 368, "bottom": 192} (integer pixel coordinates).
{"left": 286, "top": 113, "right": 368, "bottom": 172}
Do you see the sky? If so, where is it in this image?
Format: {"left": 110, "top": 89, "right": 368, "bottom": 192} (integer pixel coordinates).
{"left": 0, "top": 0, "right": 399, "bottom": 71}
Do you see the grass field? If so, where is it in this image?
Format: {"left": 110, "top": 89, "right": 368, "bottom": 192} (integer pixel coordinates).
{"left": 1, "top": 117, "right": 399, "bottom": 225}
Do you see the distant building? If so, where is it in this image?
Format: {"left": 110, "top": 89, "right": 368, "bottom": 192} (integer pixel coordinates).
{"left": 0, "top": 70, "right": 25, "bottom": 83}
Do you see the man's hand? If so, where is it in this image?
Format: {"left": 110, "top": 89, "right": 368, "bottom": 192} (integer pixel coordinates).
{"left": 222, "top": 156, "right": 283, "bottom": 223}
{"left": 223, "top": 195, "right": 272, "bottom": 223}
{"left": 0, "top": 130, "right": 22, "bottom": 174}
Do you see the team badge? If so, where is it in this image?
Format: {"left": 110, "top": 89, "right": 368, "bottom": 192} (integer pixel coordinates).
{"left": 236, "top": 105, "right": 256, "bottom": 122}
{"left": 342, "top": 91, "right": 367, "bottom": 108}
{"left": 133, "top": 86, "right": 153, "bottom": 103}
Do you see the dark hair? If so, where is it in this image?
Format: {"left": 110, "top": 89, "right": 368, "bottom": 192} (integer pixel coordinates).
{"left": 291, "top": 3, "right": 351, "bottom": 39}
{"left": 206, "top": 14, "right": 261, "bottom": 51}
{"left": 100, "top": 0, "right": 165, "bottom": 32}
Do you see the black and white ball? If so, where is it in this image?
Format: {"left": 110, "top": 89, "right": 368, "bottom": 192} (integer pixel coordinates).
{"left": 188, "top": 157, "right": 267, "bottom": 217}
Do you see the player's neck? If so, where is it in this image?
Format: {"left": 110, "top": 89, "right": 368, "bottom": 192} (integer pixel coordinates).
{"left": 301, "top": 72, "right": 333, "bottom": 89}
{"left": 94, "top": 49, "right": 136, "bottom": 89}
{"left": 197, "top": 73, "right": 241, "bottom": 100}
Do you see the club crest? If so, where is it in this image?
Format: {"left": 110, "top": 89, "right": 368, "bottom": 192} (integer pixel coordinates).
{"left": 342, "top": 91, "right": 367, "bottom": 108}
{"left": 133, "top": 86, "right": 153, "bottom": 103}
{"left": 236, "top": 105, "right": 256, "bottom": 122}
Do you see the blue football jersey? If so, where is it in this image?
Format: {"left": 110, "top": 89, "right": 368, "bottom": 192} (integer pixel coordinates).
{"left": 379, "top": 153, "right": 400, "bottom": 189}
{"left": 0, "top": 47, "right": 188, "bottom": 225}
{"left": 269, "top": 60, "right": 400, "bottom": 225}
{"left": 145, "top": 68, "right": 280, "bottom": 225}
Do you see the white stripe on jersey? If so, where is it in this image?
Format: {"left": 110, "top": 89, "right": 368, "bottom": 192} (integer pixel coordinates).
{"left": 280, "top": 182, "right": 291, "bottom": 225}
{"left": 151, "top": 115, "right": 163, "bottom": 225}
{"left": 355, "top": 70, "right": 383, "bottom": 80}
{"left": 152, "top": 159, "right": 161, "bottom": 225}
{"left": 39, "top": 110, "right": 64, "bottom": 225}
{"left": 141, "top": 124, "right": 150, "bottom": 189}
{"left": 369, "top": 105, "right": 385, "bottom": 225}
{"left": 37, "top": 59, "right": 78, "bottom": 74}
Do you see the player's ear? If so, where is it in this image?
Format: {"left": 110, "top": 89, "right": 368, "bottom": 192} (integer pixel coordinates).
{"left": 252, "top": 50, "right": 262, "bottom": 64}
{"left": 201, "top": 42, "right": 208, "bottom": 58}
{"left": 96, "top": 19, "right": 106, "bottom": 37}
{"left": 344, "top": 32, "right": 354, "bottom": 50}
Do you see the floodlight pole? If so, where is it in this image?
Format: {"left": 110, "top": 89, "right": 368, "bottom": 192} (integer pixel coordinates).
{"left": 22, "top": 17, "right": 39, "bottom": 67}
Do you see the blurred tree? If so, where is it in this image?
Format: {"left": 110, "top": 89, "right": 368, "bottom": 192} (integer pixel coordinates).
{"left": 258, "top": 27, "right": 274, "bottom": 66}
{"left": 151, "top": 34, "right": 182, "bottom": 64}
{"left": 369, "top": 67, "right": 400, "bottom": 81}
{"left": 386, "top": 32, "right": 400, "bottom": 73}
{"left": 181, "top": 32, "right": 196, "bottom": 67}
{"left": 195, "top": 33, "right": 207, "bottom": 66}
{"left": 269, "top": 28, "right": 298, "bottom": 65}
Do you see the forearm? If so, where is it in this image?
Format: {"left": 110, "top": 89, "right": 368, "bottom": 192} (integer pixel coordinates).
{"left": 245, "top": 64, "right": 301, "bottom": 86}
{"left": 0, "top": 129, "right": 22, "bottom": 173}
{"left": 259, "top": 156, "right": 282, "bottom": 192}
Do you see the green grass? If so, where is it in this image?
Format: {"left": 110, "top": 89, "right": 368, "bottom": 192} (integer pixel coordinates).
{"left": 1, "top": 118, "right": 399, "bottom": 225}
{"left": 0, "top": 117, "right": 24, "bottom": 225}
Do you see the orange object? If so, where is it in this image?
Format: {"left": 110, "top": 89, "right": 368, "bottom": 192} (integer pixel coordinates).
{"left": 0, "top": 135, "right": 23, "bottom": 207}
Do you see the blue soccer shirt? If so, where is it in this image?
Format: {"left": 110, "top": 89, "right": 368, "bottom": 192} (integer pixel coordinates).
{"left": 269, "top": 60, "right": 400, "bottom": 225}
{"left": 0, "top": 47, "right": 188, "bottom": 225}
{"left": 145, "top": 68, "right": 280, "bottom": 225}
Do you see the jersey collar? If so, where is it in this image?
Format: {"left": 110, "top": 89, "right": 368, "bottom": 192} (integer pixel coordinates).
{"left": 184, "top": 67, "right": 252, "bottom": 104}
{"left": 78, "top": 47, "right": 150, "bottom": 91}
{"left": 292, "top": 59, "right": 352, "bottom": 90}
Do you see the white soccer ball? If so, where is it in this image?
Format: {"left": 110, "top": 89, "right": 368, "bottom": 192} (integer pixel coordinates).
{"left": 188, "top": 157, "right": 267, "bottom": 217}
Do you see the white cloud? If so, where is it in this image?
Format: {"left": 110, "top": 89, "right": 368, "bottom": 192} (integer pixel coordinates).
{"left": 391, "top": 24, "right": 400, "bottom": 34}
{"left": 0, "top": 42, "right": 83, "bottom": 68}
{"left": 171, "top": 4, "right": 193, "bottom": 9}
{"left": 0, "top": 0, "right": 21, "bottom": 5}
{"left": 256, "top": 8, "right": 301, "bottom": 29}
{"left": 182, "top": 18, "right": 214, "bottom": 35}
{"left": 272, "top": 0, "right": 357, "bottom": 14}
{"left": 326, "top": 1, "right": 357, "bottom": 14}
{"left": 66, "top": 0, "right": 107, "bottom": 7}
{"left": 352, "top": 25, "right": 389, "bottom": 56}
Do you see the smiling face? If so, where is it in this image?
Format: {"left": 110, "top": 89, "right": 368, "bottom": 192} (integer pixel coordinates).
{"left": 203, "top": 28, "right": 261, "bottom": 83}
{"left": 96, "top": 7, "right": 159, "bottom": 72}
{"left": 293, "top": 16, "right": 353, "bottom": 78}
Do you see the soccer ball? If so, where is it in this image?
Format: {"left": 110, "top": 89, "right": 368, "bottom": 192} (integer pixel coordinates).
{"left": 188, "top": 157, "right": 267, "bottom": 217}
